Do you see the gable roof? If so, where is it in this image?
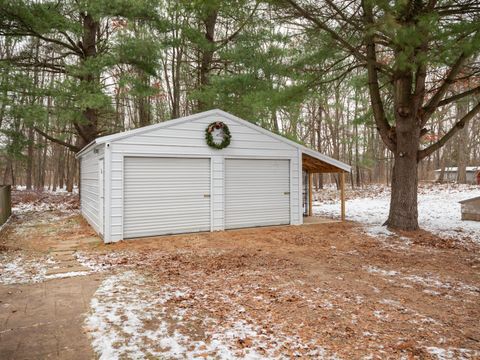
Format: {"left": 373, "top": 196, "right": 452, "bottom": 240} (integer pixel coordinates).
{"left": 76, "top": 109, "right": 351, "bottom": 172}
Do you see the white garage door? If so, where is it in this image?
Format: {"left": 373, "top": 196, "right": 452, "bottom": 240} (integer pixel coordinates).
{"left": 225, "top": 159, "right": 290, "bottom": 229}
{"left": 124, "top": 157, "right": 211, "bottom": 238}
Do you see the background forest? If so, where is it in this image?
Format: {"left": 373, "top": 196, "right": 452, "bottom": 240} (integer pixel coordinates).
{"left": 0, "top": 0, "right": 479, "bottom": 192}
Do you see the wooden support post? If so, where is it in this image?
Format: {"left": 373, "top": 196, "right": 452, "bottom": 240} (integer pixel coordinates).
{"left": 340, "top": 172, "right": 345, "bottom": 221}
{"left": 308, "top": 172, "right": 313, "bottom": 216}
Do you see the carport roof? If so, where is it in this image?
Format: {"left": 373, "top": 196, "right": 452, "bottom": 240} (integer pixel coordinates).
{"left": 76, "top": 109, "right": 351, "bottom": 173}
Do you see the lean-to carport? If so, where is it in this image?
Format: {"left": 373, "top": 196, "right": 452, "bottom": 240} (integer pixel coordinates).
{"left": 302, "top": 151, "right": 349, "bottom": 221}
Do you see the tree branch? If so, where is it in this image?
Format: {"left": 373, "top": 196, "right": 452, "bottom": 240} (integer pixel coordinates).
{"left": 324, "top": 0, "right": 362, "bottom": 32}
{"left": 34, "top": 127, "right": 80, "bottom": 153}
{"left": 421, "top": 52, "right": 469, "bottom": 125}
{"left": 0, "top": 58, "right": 66, "bottom": 74}
{"left": 2, "top": 8, "right": 82, "bottom": 55}
{"left": 436, "top": 85, "right": 480, "bottom": 108}
{"left": 215, "top": 1, "right": 260, "bottom": 49}
{"left": 419, "top": 101, "right": 480, "bottom": 159}
{"left": 284, "top": 0, "right": 392, "bottom": 75}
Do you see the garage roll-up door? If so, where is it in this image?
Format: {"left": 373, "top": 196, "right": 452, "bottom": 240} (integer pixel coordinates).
{"left": 124, "top": 157, "right": 210, "bottom": 238}
{"left": 225, "top": 159, "right": 290, "bottom": 229}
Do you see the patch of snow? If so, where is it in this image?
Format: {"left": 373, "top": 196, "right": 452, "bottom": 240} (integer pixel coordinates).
{"left": 423, "top": 289, "right": 441, "bottom": 296}
{"left": 426, "top": 346, "right": 480, "bottom": 360}
{"left": 364, "top": 225, "right": 394, "bottom": 237}
{"left": 363, "top": 266, "right": 479, "bottom": 296}
{"left": 379, "top": 298, "right": 401, "bottom": 307}
{"left": 373, "top": 310, "right": 388, "bottom": 320}
{"left": 365, "top": 266, "right": 399, "bottom": 277}
{"left": 85, "top": 271, "right": 341, "bottom": 360}
{"left": 14, "top": 185, "right": 79, "bottom": 194}
{"left": 315, "top": 184, "right": 480, "bottom": 244}
{"left": 402, "top": 274, "right": 479, "bottom": 296}
{"left": 0, "top": 251, "right": 105, "bottom": 285}
{"left": 75, "top": 252, "right": 113, "bottom": 272}
{"left": 12, "top": 202, "right": 78, "bottom": 215}
{"left": 0, "top": 254, "right": 48, "bottom": 284}
{"left": 45, "top": 271, "right": 91, "bottom": 280}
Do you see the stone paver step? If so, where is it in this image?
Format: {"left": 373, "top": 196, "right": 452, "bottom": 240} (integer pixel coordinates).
{"left": 50, "top": 250, "right": 75, "bottom": 256}
{"left": 54, "top": 260, "right": 82, "bottom": 267}
{"left": 50, "top": 254, "right": 76, "bottom": 261}
{"left": 78, "top": 236, "right": 102, "bottom": 244}
{"left": 51, "top": 244, "right": 80, "bottom": 251}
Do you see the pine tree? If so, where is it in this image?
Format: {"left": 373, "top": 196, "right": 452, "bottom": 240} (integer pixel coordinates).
{"left": 0, "top": 0, "right": 162, "bottom": 150}
{"left": 276, "top": 0, "right": 480, "bottom": 230}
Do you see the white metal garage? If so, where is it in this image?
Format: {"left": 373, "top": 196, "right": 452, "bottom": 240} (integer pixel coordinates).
{"left": 76, "top": 109, "right": 350, "bottom": 243}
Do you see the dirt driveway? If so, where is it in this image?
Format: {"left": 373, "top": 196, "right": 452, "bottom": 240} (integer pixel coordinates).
{"left": 84, "top": 221, "right": 479, "bottom": 359}
{"left": 1, "top": 202, "right": 479, "bottom": 359}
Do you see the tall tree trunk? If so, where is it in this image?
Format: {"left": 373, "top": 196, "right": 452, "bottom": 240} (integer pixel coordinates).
{"left": 386, "top": 73, "right": 420, "bottom": 230}
{"left": 137, "top": 71, "right": 151, "bottom": 127}
{"left": 75, "top": 13, "right": 100, "bottom": 148}
{"left": 316, "top": 104, "right": 323, "bottom": 190}
{"left": 3, "top": 159, "right": 13, "bottom": 185}
{"left": 26, "top": 127, "right": 34, "bottom": 190}
{"left": 197, "top": 8, "right": 218, "bottom": 111}
{"left": 40, "top": 135, "right": 48, "bottom": 190}
{"left": 66, "top": 152, "right": 75, "bottom": 193}
{"left": 387, "top": 151, "right": 419, "bottom": 230}
{"left": 172, "top": 46, "right": 182, "bottom": 118}
{"left": 456, "top": 99, "right": 468, "bottom": 183}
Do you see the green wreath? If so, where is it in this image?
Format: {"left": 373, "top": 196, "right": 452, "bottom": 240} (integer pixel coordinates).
{"left": 205, "top": 121, "right": 232, "bottom": 149}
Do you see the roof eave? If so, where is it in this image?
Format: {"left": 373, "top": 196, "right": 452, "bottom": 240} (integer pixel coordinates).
{"left": 459, "top": 196, "right": 480, "bottom": 204}
{"left": 75, "top": 140, "right": 98, "bottom": 158}
{"left": 301, "top": 147, "right": 351, "bottom": 172}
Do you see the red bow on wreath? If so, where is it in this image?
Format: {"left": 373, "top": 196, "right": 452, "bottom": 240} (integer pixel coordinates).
{"left": 207, "top": 122, "right": 224, "bottom": 133}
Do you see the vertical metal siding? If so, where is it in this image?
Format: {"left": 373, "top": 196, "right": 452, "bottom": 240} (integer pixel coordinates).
{"left": 211, "top": 156, "right": 224, "bottom": 230}
{"left": 123, "top": 157, "right": 211, "bottom": 238}
{"left": 98, "top": 158, "right": 104, "bottom": 235}
{"left": 80, "top": 147, "right": 103, "bottom": 233}
{"left": 225, "top": 159, "right": 290, "bottom": 229}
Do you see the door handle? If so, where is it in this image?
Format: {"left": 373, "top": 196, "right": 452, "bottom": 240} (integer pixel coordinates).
{"left": 284, "top": 192, "right": 290, "bottom": 195}
{"left": 204, "top": 194, "right": 211, "bottom": 198}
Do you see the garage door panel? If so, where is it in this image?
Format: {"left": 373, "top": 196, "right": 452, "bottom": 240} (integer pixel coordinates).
{"left": 125, "top": 194, "right": 211, "bottom": 201}
{"left": 225, "top": 159, "right": 290, "bottom": 229}
{"left": 124, "top": 157, "right": 210, "bottom": 238}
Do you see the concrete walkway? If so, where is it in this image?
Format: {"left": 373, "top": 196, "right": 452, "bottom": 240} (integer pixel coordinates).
{"left": 0, "top": 275, "right": 102, "bottom": 359}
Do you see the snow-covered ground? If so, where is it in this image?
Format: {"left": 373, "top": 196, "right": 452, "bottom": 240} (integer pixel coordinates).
{"left": 14, "top": 185, "right": 79, "bottom": 194}
{"left": 0, "top": 252, "right": 104, "bottom": 285}
{"left": 85, "top": 271, "right": 339, "bottom": 360}
{"left": 12, "top": 202, "right": 79, "bottom": 215}
{"left": 10, "top": 188, "right": 79, "bottom": 215}
{"left": 0, "top": 254, "right": 50, "bottom": 285}
{"left": 314, "top": 184, "right": 480, "bottom": 244}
